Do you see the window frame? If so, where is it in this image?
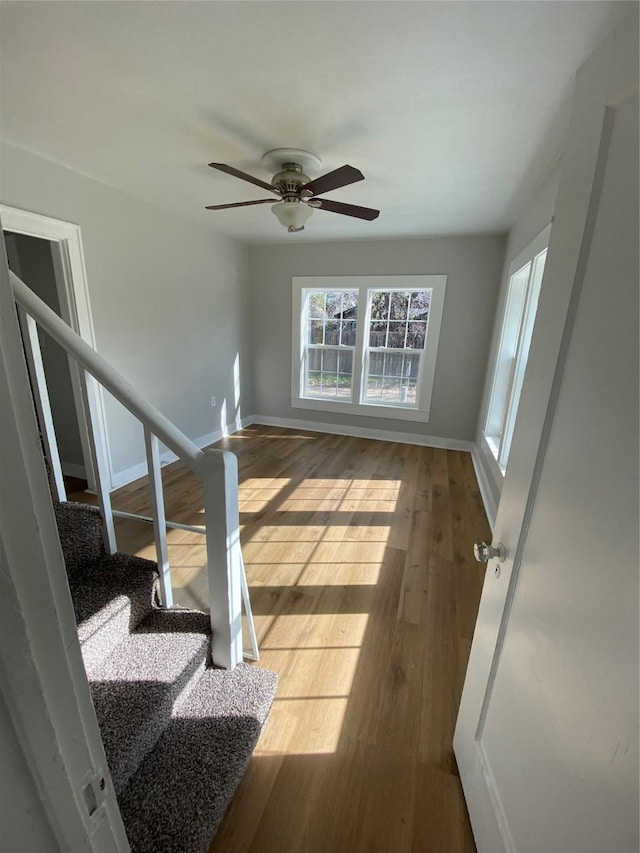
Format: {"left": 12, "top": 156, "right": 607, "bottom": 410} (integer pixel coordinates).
{"left": 483, "top": 225, "right": 551, "bottom": 477}
{"left": 292, "top": 275, "right": 447, "bottom": 423}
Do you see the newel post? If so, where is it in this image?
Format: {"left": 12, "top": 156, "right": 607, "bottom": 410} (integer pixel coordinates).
{"left": 201, "top": 449, "right": 243, "bottom": 669}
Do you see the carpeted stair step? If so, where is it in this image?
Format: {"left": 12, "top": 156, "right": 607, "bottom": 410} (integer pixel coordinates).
{"left": 55, "top": 500, "right": 105, "bottom": 578}
{"left": 71, "top": 553, "right": 160, "bottom": 674}
{"left": 117, "top": 662, "right": 278, "bottom": 853}
{"left": 90, "top": 607, "right": 210, "bottom": 795}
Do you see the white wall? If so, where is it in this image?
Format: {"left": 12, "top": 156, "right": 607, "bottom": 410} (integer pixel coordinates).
{"left": 248, "top": 235, "right": 505, "bottom": 444}
{"left": 0, "top": 142, "right": 252, "bottom": 485}
{"left": 473, "top": 165, "right": 561, "bottom": 523}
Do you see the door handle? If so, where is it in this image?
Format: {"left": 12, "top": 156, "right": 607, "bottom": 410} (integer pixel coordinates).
{"left": 473, "top": 541, "right": 506, "bottom": 563}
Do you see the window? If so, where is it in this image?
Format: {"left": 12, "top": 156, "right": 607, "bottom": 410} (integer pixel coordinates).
{"left": 292, "top": 275, "right": 447, "bottom": 422}
{"left": 484, "top": 226, "right": 550, "bottom": 474}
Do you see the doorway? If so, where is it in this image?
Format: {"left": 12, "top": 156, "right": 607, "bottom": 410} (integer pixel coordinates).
{"left": 5, "top": 232, "right": 87, "bottom": 486}
{"left": 1, "top": 205, "right": 111, "bottom": 494}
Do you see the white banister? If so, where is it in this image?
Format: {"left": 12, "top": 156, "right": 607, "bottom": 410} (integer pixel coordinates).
{"left": 240, "top": 553, "right": 259, "bottom": 661}
{"left": 10, "top": 269, "right": 256, "bottom": 669}
{"left": 81, "top": 371, "right": 117, "bottom": 554}
{"left": 10, "top": 271, "right": 205, "bottom": 474}
{"left": 18, "top": 309, "right": 67, "bottom": 503}
{"left": 111, "top": 510, "right": 205, "bottom": 535}
{"left": 202, "top": 449, "right": 243, "bottom": 669}
{"left": 144, "top": 428, "right": 173, "bottom": 608}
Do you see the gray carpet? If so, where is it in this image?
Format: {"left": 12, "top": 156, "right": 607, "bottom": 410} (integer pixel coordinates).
{"left": 55, "top": 499, "right": 277, "bottom": 852}
{"left": 118, "top": 663, "right": 278, "bottom": 853}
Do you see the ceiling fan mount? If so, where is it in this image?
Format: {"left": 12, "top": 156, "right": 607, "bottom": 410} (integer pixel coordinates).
{"left": 206, "top": 147, "right": 380, "bottom": 233}
{"left": 261, "top": 147, "right": 322, "bottom": 177}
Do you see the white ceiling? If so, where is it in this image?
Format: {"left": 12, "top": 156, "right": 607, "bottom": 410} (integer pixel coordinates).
{"left": 0, "top": 1, "right": 631, "bottom": 243}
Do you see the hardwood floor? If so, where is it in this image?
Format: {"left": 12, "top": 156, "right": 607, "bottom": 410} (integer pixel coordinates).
{"left": 68, "top": 424, "right": 490, "bottom": 852}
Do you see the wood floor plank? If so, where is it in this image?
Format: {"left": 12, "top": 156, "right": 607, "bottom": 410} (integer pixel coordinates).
{"left": 67, "top": 425, "right": 488, "bottom": 852}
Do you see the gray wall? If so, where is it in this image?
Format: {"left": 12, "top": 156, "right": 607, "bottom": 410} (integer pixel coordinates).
{"left": 0, "top": 690, "right": 59, "bottom": 852}
{"left": 1, "top": 142, "right": 252, "bottom": 482}
{"left": 474, "top": 164, "right": 561, "bottom": 515}
{"left": 248, "top": 235, "right": 505, "bottom": 443}
{"left": 6, "top": 232, "right": 85, "bottom": 473}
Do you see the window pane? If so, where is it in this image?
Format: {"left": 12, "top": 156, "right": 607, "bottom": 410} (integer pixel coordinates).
{"left": 309, "top": 292, "right": 326, "bottom": 318}
{"left": 407, "top": 321, "right": 426, "bottom": 349}
{"left": 382, "top": 351, "right": 406, "bottom": 377}
{"left": 408, "top": 291, "right": 431, "bottom": 320}
{"left": 484, "top": 262, "right": 531, "bottom": 446}
{"left": 308, "top": 320, "right": 323, "bottom": 344}
{"left": 369, "top": 322, "right": 387, "bottom": 348}
{"left": 337, "top": 350, "right": 353, "bottom": 399}
{"left": 390, "top": 292, "right": 409, "bottom": 320}
{"left": 307, "top": 349, "right": 321, "bottom": 371}
{"left": 404, "top": 380, "right": 418, "bottom": 406}
{"left": 340, "top": 320, "right": 357, "bottom": 346}
{"left": 498, "top": 250, "right": 547, "bottom": 472}
{"left": 386, "top": 322, "right": 406, "bottom": 349}
{"left": 325, "top": 292, "right": 343, "bottom": 317}
{"left": 324, "top": 320, "right": 340, "bottom": 345}
{"left": 363, "top": 351, "right": 421, "bottom": 407}
{"left": 303, "top": 345, "right": 352, "bottom": 402}
{"left": 341, "top": 290, "right": 358, "bottom": 319}
{"left": 370, "top": 291, "right": 389, "bottom": 321}
{"left": 306, "top": 373, "right": 322, "bottom": 393}
{"left": 338, "top": 349, "right": 353, "bottom": 375}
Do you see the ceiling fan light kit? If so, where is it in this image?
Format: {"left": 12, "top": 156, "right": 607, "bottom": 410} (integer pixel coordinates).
{"left": 206, "top": 147, "right": 380, "bottom": 233}
{"left": 271, "top": 199, "right": 314, "bottom": 233}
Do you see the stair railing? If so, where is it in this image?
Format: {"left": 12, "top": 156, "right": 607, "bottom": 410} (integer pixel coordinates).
{"left": 10, "top": 270, "right": 257, "bottom": 669}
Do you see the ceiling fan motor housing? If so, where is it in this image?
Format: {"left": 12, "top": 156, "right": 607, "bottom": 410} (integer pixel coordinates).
{"left": 271, "top": 163, "right": 310, "bottom": 200}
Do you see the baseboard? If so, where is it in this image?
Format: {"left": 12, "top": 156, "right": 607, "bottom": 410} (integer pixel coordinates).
{"left": 246, "top": 414, "right": 475, "bottom": 453}
{"left": 471, "top": 444, "right": 498, "bottom": 532}
{"left": 108, "top": 416, "right": 254, "bottom": 490}
{"left": 109, "top": 414, "right": 477, "bottom": 491}
{"left": 61, "top": 462, "right": 86, "bottom": 479}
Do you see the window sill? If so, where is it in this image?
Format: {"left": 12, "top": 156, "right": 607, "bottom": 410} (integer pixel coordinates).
{"left": 292, "top": 396, "right": 431, "bottom": 423}
{"left": 481, "top": 434, "right": 505, "bottom": 483}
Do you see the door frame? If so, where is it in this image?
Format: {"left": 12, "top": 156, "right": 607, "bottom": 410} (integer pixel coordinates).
{"left": 0, "top": 226, "right": 130, "bottom": 851}
{"left": 1, "top": 204, "right": 113, "bottom": 492}
{"left": 455, "top": 17, "right": 639, "bottom": 852}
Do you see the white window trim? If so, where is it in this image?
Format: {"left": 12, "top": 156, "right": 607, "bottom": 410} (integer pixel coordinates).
{"left": 482, "top": 224, "right": 551, "bottom": 479}
{"left": 291, "top": 275, "right": 447, "bottom": 423}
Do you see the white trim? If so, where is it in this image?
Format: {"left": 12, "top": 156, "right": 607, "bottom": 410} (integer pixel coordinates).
{"left": 291, "top": 275, "right": 447, "bottom": 424}
{"left": 250, "top": 414, "right": 474, "bottom": 452}
{"left": 506, "top": 224, "right": 552, "bottom": 284}
{"left": 471, "top": 443, "right": 498, "bottom": 532}
{"left": 290, "top": 395, "right": 433, "bottom": 423}
{"left": 482, "top": 224, "right": 551, "bottom": 471}
{"left": 109, "top": 417, "right": 255, "bottom": 490}
{"left": 0, "top": 204, "right": 111, "bottom": 490}
{"left": 61, "top": 462, "right": 87, "bottom": 479}
{"left": 0, "top": 228, "right": 130, "bottom": 851}
{"left": 112, "top": 412, "right": 474, "bottom": 487}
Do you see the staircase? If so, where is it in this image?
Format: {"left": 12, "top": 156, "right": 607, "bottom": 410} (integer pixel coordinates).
{"left": 56, "top": 499, "right": 277, "bottom": 853}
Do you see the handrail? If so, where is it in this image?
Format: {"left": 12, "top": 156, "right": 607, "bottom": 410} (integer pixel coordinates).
{"left": 10, "top": 270, "right": 205, "bottom": 473}
{"left": 10, "top": 269, "right": 255, "bottom": 668}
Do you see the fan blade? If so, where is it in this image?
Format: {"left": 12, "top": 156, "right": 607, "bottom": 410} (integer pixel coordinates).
{"left": 302, "top": 165, "right": 364, "bottom": 197}
{"left": 314, "top": 198, "right": 380, "bottom": 221}
{"left": 205, "top": 199, "right": 275, "bottom": 210}
{"left": 209, "top": 163, "right": 277, "bottom": 193}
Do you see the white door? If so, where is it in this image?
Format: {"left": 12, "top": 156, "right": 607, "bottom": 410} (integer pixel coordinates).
{"left": 455, "top": 19, "right": 639, "bottom": 853}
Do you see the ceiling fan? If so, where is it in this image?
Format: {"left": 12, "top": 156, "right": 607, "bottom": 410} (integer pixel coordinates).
{"left": 206, "top": 148, "right": 380, "bottom": 233}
